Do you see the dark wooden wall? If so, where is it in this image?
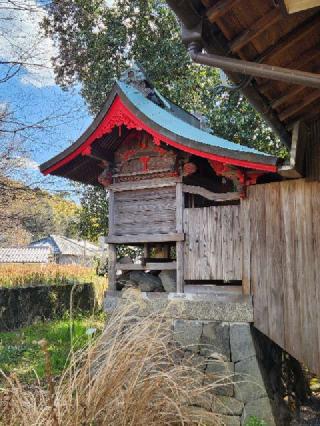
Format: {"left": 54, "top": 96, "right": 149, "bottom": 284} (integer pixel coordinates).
{"left": 183, "top": 206, "right": 242, "bottom": 281}
{"left": 306, "top": 118, "right": 320, "bottom": 180}
{"left": 243, "top": 179, "right": 320, "bottom": 375}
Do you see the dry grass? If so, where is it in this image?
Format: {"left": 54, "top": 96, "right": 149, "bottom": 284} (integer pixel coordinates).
{"left": 0, "top": 301, "right": 226, "bottom": 426}
{"left": 0, "top": 263, "right": 105, "bottom": 287}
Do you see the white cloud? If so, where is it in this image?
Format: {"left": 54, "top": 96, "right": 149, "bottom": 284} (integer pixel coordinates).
{"left": 0, "top": 0, "right": 57, "bottom": 87}
{"left": 3, "top": 156, "right": 39, "bottom": 170}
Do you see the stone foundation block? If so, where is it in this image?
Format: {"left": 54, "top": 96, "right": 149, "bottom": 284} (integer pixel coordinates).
{"left": 212, "top": 396, "right": 244, "bottom": 416}
{"left": 200, "top": 321, "right": 230, "bottom": 360}
{"left": 173, "top": 319, "right": 202, "bottom": 353}
{"left": 234, "top": 356, "right": 267, "bottom": 403}
{"left": 220, "top": 415, "right": 241, "bottom": 426}
{"left": 184, "top": 353, "right": 207, "bottom": 372}
{"left": 230, "top": 323, "right": 256, "bottom": 362}
{"left": 241, "top": 397, "right": 276, "bottom": 426}
{"left": 205, "top": 361, "right": 235, "bottom": 397}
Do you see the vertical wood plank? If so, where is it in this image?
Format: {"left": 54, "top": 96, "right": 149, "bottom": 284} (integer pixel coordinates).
{"left": 266, "top": 182, "right": 285, "bottom": 348}
{"left": 241, "top": 196, "right": 251, "bottom": 294}
{"left": 108, "top": 190, "right": 115, "bottom": 235}
{"left": 250, "top": 179, "right": 320, "bottom": 376}
{"left": 108, "top": 189, "right": 116, "bottom": 291}
{"left": 176, "top": 183, "right": 184, "bottom": 293}
{"left": 311, "top": 181, "right": 320, "bottom": 373}
{"left": 108, "top": 243, "right": 117, "bottom": 291}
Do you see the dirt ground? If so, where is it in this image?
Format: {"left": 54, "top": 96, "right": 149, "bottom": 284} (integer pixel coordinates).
{"left": 291, "top": 394, "right": 320, "bottom": 425}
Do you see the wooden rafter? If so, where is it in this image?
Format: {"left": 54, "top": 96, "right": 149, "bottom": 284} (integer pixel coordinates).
{"left": 256, "top": 14, "right": 320, "bottom": 65}
{"left": 207, "top": 0, "right": 242, "bottom": 22}
{"left": 229, "top": 8, "right": 281, "bottom": 53}
{"left": 258, "top": 46, "right": 320, "bottom": 92}
{"left": 272, "top": 86, "right": 306, "bottom": 109}
{"left": 279, "top": 90, "right": 320, "bottom": 121}
{"left": 283, "top": 0, "right": 320, "bottom": 14}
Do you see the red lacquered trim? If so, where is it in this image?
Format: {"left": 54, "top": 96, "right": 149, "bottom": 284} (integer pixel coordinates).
{"left": 43, "top": 96, "right": 277, "bottom": 175}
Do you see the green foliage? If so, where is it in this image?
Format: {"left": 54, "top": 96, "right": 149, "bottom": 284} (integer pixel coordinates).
{"left": 0, "top": 176, "right": 81, "bottom": 246}
{"left": 78, "top": 185, "right": 108, "bottom": 241}
{"left": 244, "top": 416, "right": 268, "bottom": 426}
{"left": 0, "top": 314, "right": 105, "bottom": 382}
{"left": 44, "top": 0, "right": 285, "bottom": 156}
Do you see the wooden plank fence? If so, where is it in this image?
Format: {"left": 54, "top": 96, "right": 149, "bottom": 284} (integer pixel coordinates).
{"left": 183, "top": 205, "right": 242, "bottom": 281}
{"left": 244, "top": 179, "right": 320, "bottom": 375}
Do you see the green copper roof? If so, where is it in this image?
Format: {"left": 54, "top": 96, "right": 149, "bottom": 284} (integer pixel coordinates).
{"left": 117, "top": 80, "right": 272, "bottom": 158}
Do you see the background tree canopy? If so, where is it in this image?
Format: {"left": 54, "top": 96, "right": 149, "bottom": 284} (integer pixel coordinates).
{"left": 43, "top": 0, "right": 288, "bottom": 240}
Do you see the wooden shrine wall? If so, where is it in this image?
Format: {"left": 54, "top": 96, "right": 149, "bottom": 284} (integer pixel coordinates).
{"left": 243, "top": 179, "right": 320, "bottom": 375}
{"left": 306, "top": 118, "right": 320, "bottom": 181}
{"left": 113, "top": 186, "right": 176, "bottom": 236}
{"left": 183, "top": 206, "right": 242, "bottom": 281}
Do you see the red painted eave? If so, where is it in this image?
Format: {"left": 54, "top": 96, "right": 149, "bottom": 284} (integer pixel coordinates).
{"left": 41, "top": 95, "right": 278, "bottom": 176}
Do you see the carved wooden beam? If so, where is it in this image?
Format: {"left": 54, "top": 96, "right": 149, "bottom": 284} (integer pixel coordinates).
{"left": 207, "top": 0, "right": 242, "bottom": 22}
{"left": 229, "top": 8, "right": 281, "bottom": 53}
{"left": 182, "top": 184, "right": 240, "bottom": 202}
{"left": 279, "top": 90, "right": 320, "bottom": 121}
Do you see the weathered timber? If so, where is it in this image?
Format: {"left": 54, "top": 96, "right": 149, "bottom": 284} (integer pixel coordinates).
{"left": 109, "top": 177, "right": 181, "bottom": 192}
{"left": 176, "top": 182, "right": 184, "bottom": 293}
{"left": 107, "top": 190, "right": 117, "bottom": 291}
{"left": 115, "top": 263, "right": 145, "bottom": 271}
{"left": 279, "top": 91, "right": 320, "bottom": 121}
{"left": 229, "top": 8, "right": 281, "bottom": 53}
{"left": 147, "top": 262, "right": 176, "bottom": 270}
{"left": 115, "top": 262, "right": 177, "bottom": 271}
{"left": 182, "top": 184, "right": 240, "bottom": 202}
{"left": 279, "top": 121, "right": 307, "bottom": 178}
{"left": 241, "top": 197, "right": 251, "bottom": 295}
{"left": 113, "top": 186, "right": 176, "bottom": 236}
{"left": 306, "top": 118, "right": 320, "bottom": 180}
{"left": 271, "top": 87, "right": 305, "bottom": 110}
{"left": 108, "top": 244, "right": 117, "bottom": 291}
{"left": 256, "top": 14, "right": 320, "bottom": 65}
{"left": 246, "top": 179, "right": 320, "bottom": 376}
{"left": 184, "top": 206, "right": 242, "bottom": 281}
{"left": 106, "top": 233, "right": 184, "bottom": 244}
{"left": 207, "top": 0, "right": 242, "bottom": 22}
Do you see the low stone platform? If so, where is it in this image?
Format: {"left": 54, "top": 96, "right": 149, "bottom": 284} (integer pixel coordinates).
{"left": 105, "top": 290, "right": 253, "bottom": 322}
{"left": 105, "top": 289, "right": 287, "bottom": 425}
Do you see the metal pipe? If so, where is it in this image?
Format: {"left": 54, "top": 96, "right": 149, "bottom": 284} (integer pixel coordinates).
{"left": 188, "top": 42, "right": 320, "bottom": 90}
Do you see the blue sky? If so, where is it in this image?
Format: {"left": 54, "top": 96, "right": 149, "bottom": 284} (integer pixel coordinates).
{"left": 0, "top": 0, "right": 92, "bottom": 197}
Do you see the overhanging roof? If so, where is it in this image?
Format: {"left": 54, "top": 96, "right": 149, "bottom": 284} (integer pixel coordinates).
{"left": 40, "top": 78, "right": 278, "bottom": 185}
{"left": 167, "top": 0, "right": 320, "bottom": 147}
